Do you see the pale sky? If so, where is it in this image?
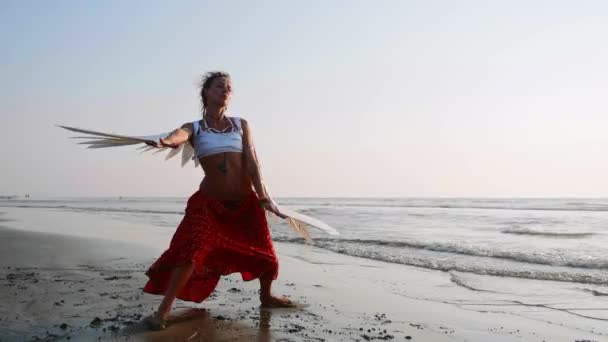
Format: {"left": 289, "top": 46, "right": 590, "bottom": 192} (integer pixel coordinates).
{"left": 1, "top": 0, "right": 607, "bottom": 197}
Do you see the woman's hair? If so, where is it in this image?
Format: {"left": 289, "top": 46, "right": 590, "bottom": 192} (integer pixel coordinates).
{"left": 199, "top": 71, "right": 231, "bottom": 111}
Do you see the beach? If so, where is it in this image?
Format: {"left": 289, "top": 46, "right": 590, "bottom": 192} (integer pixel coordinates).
{"left": 0, "top": 200, "right": 607, "bottom": 341}
{"left": 4, "top": 1, "right": 608, "bottom": 340}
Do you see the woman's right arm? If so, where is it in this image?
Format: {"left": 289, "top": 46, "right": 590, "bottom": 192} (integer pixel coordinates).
{"left": 150, "top": 122, "right": 193, "bottom": 148}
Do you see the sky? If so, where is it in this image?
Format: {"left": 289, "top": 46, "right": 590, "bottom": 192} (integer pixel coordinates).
{"left": 1, "top": 0, "right": 607, "bottom": 197}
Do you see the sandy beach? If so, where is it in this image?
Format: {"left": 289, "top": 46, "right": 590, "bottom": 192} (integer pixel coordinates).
{"left": 4, "top": 0, "right": 608, "bottom": 340}
{"left": 0, "top": 206, "right": 606, "bottom": 342}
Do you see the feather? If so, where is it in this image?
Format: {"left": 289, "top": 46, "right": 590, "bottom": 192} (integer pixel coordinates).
{"left": 182, "top": 142, "right": 195, "bottom": 160}
{"left": 181, "top": 144, "right": 192, "bottom": 167}
{"left": 286, "top": 217, "right": 313, "bottom": 242}
{"left": 86, "top": 143, "right": 134, "bottom": 149}
{"left": 59, "top": 125, "right": 169, "bottom": 145}
{"left": 78, "top": 140, "right": 141, "bottom": 146}
{"left": 139, "top": 146, "right": 157, "bottom": 153}
{"left": 59, "top": 125, "right": 146, "bottom": 141}
{"left": 152, "top": 147, "right": 169, "bottom": 155}
{"left": 164, "top": 144, "right": 183, "bottom": 160}
{"left": 279, "top": 207, "right": 339, "bottom": 236}
{"left": 59, "top": 125, "right": 197, "bottom": 167}
{"left": 182, "top": 143, "right": 199, "bottom": 168}
{"left": 70, "top": 136, "right": 133, "bottom": 141}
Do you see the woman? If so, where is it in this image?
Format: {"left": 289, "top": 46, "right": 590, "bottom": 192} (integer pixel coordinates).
{"left": 143, "top": 71, "right": 294, "bottom": 330}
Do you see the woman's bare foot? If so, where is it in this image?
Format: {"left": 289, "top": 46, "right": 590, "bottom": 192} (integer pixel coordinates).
{"left": 260, "top": 295, "right": 296, "bottom": 308}
{"left": 144, "top": 312, "right": 168, "bottom": 330}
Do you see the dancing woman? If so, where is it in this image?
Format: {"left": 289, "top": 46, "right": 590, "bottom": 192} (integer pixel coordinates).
{"left": 143, "top": 71, "right": 294, "bottom": 330}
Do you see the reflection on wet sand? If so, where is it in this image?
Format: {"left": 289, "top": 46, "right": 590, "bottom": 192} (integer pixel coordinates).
{"left": 134, "top": 307, "right": 274, "bottom": 342}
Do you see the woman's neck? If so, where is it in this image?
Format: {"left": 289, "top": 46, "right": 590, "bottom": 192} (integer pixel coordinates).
{"left": 205, "top": 105, "right": 228, "bottom": 122}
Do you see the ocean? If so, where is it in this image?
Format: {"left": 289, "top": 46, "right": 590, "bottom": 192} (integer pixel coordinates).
{"left": 2, "top": 197, "right": 608, "bottom": 300}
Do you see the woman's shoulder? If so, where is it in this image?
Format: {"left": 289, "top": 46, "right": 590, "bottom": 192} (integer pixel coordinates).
{"left": 229, "top": 116, "right": 248, "bottom": 130}
{"left": 231, "top": 116, "right": 248, "bottom": 125}
{"left": 229, "top": 115, "right": 245, "bottom": 121}
{"left": 180, "top": 121, "right": 195, "bottom": 134}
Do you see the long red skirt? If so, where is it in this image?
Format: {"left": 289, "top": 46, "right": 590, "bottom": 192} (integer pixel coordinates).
{"left": 143, "top": 190, "right": 278, "bottom": 303}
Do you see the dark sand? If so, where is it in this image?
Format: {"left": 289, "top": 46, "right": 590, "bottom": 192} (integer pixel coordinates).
{"left": 1, "top": 222, "right": 605, "bottom": 341}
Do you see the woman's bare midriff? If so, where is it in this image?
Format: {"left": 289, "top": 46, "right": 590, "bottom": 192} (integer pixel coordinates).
{"left": 197, "top": 152, "right": 254, "bottom": 201}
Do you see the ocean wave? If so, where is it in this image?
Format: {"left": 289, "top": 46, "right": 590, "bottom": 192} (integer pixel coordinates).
{"left": 500, "top": 228, "right": 595, "bottom": 238}
{"left": 4, "top": 199, "right": 608, "bottom": 213}
{"left": 581, "top": 289, "right": 608, "bottom": 296}
{"left": 277, "top": 201, "right": 608, "bottom": 212}
{"left": 275, "top": 237, "right": 608, "bottom": 270}
{"left": 448, "top": 272, "right": 513, "bottom": 294}
{"left": 449, "top": 272, "right": 487, "bottom": 292}
{"left": 274, "top": 237, "right": 608, "bottom": 284}
{"left": 2, "top": 204, "right": 184, "bottom": 216}
{"left": 72, "top": 207, "right": 184, "bottom": 215}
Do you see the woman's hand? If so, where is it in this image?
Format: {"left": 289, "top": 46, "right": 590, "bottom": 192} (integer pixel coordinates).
{"left": 145, "top": 138, "right": 178, "bottom": 149}
{"left": 145, "top": 139, "right": 163, "bottom": 148}
{"left": 260, "top": 199, "right": 287, "bottom": 219}
{"left": 145, "top": 126, "right": 191, "bottom": 149}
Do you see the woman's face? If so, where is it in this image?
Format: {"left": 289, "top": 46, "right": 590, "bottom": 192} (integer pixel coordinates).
{"left": 205, "top": 77, "right": 232, "bottom": 107}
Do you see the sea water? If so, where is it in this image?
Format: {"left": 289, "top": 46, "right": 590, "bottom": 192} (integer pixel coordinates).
{"left": 2, "top": 197, "right": 608, "bottom": 312}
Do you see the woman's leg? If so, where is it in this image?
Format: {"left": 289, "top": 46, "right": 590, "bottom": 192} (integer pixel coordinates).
{"left": 154, "top": 263, "right": 195, "bottom": 320}
{"left": 259, "top": 272, "right": 295, "bottom": 307}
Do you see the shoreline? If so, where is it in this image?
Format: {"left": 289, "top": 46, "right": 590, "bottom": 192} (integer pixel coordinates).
{"left": 0, "top": 208, "right": 606, "bottom": 341}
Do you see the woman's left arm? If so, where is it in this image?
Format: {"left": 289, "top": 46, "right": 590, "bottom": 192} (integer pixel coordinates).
{"left": 241, "top": 119, "right": 286, "bottom": 218}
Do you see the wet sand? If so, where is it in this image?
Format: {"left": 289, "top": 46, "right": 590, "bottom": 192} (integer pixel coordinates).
{"left": 0, "top": 214, "right": 606, "bottom": 341}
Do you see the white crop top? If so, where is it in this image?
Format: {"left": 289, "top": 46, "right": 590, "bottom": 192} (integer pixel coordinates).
{"left": 191, "top": 117, "right": 243, "bottom": 159}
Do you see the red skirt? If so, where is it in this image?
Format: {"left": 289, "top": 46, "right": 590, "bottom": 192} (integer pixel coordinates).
{"left": 143, "top": 190, "right": 278, "bottom": 303}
